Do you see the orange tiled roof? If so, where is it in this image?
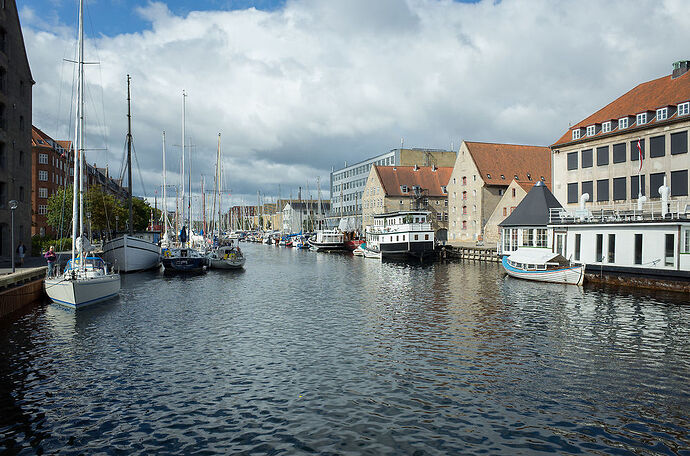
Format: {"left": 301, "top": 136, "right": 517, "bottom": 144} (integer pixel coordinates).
{"left": 374, "top": 166, "right": 452, "bottom": 197}
{"left": 551, "top": 70, "right": 690, "bottom": 147}
{"left": 464, "top": 141, "right": 551, "bottom": 186}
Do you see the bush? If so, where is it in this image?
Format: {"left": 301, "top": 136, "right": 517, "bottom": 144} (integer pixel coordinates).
{"left": 31, "top": 234, "right": 72, "bottom": 256}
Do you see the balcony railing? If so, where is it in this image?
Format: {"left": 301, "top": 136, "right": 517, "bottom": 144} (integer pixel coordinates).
{"left": 550, "top": 199, "right": 690, "bottom": 224}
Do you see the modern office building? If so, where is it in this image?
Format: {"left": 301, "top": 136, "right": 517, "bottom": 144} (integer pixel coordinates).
{"left": 0, "top": 0, "right": 33, "bottom": 256}
{"left": 329, "top": 147, "right": 456, "bottom": 227}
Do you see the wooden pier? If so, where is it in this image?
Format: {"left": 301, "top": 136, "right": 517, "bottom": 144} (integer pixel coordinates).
{"left": 441, "top": 245, "right": 500, "bottom": 262}
{"left": 0, "top": 267, "right": 47, "bottom": 318}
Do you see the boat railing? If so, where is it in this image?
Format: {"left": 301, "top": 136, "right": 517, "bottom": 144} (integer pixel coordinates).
{"left": 549, "top": 198, "right": 690, "bottom": 224}
{"left": 367, "top": 223, "right": 432, "bottom": 234}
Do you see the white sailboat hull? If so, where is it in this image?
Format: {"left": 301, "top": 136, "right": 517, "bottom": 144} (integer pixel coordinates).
{"left": 209, "top": 257, "right": 246, "bottom": 269}
{"left": 102, "top": 235, "right": 160, "bottom": 272}
{"left": 45, "top": 273, "right": 121, "bottom": 309}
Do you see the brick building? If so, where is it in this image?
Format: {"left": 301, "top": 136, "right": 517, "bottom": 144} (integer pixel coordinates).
{"left": 0, "top": 0, "right": 33, "bottom": 256}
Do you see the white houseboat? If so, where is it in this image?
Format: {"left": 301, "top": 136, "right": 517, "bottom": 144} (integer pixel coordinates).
{"left": 365, "top": 211, "right": 435, "bottom": 261}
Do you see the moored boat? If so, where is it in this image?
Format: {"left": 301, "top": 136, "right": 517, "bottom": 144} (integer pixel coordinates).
{"left": 309, "top": 229, "right": 345, "bottom": 251}
{"left": 502, "top": 249, "right": 584, "bottom": 285}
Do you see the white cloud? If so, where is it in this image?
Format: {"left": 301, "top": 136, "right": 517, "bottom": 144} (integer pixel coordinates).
{"left": 22, "top": 0, "right": 690, "bottom": 209}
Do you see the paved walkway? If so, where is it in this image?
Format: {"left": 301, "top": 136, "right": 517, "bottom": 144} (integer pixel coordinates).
{"left": 0, "top": 256, "right": 48, "bottom": 275}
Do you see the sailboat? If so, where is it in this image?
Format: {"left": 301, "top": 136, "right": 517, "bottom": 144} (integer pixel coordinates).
{"left": 206, "top": 133, "right": 245, "bottom": 269}
{"left": 102, "top": 75, "right": 161, "bottom": 272}
{"left": 44, "top": 0, "right": 121, "bottom": 308}
{"left": 161, "top": 91, "right": 207, "bottom": 273}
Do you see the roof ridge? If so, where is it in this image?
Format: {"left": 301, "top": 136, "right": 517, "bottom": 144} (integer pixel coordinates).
{"left": 465, "top": 140, "right": 549, "bottom": 148}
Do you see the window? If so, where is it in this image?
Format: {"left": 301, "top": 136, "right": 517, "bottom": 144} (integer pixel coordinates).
{"left": 572, "top": 129, "right": 581, "bottom": 140}
{"left": 671, "top": 131, "right": 688, "bottom": 155}
{"left": 650, "top": 135, "right": 665, "bottom": 158}
{"left": 602, "top": 121, "right": 612, "bottom": 133}
{"left": 503, "top": 207, "right": 507, "bottom": 216}
{"left": 597, "top": 179, "right": 609, "bottom": 201}
{"left": 38, "top": 205, "right": 48, "bottom": 215}
{"left": 678, "top": 102, "right": 690, "bottom": 116}
{"left": 636, "top": 112, "right": 647, "bottom": 125}
{"left": 596, "top": 234, "right": 603, "bottom": 262}
{"left": 512, "top": 188, "right": 516, "bottom": 197}
{"left": 39, "top": 187, "right": 48, "bottom": 198}
{"left": 582, "top": 181, "right": 593, "bottom": 200}
{"left": 425, "top": 234, "right": 429, "bottom": 240}
{"left": 437, "top": 212, "right": 442, "bottom": 221}
{"left": 596, "top": 146, "right": 609, "bottom": 166}
{"left": 39, "top": 170, "right": 48, "bottom": 181}
{"left": 586, "top": 125, "right": 596, "bottom": 136}
{"left": 575, "top": 234, "right": 581, "bottom": 261}
{"left": 400, "top": 185, "right": 408, "bottom": 193}
{"left": 613, "top": 177, "right": 626, "bottom": 200}
{"left": 630, "top": 139, "right": 645, "bottom": 161}
{"left": 414, "top": 234, "right": 419, "bottom": 241}
{"left": 567, "top": 152, "right": 578, "bottom": 170}
{"left": 657, "top": 107, "right": 668, "bottom": 121}
{"left": 500, "top": 174, "right": 505, "bottom": 180}
{"left": 619, "top": 117, "right": 629, "bottom": 129}
{"left": 462, "top": 206, "right": 467, "bottom": 214}
{"left": 613, "top": 143, "right": 626, "bottom": 163}
{"left": 665, "top": 234, "right": 674, "bottom": 266}
{"left": 671, "top": 170, "right": 688, "bottom": 196}
{"left": 522, "top": 229, "right": 534, "bottom": 246}
{"left": 444, "top": 212, "right": 448, "bottom": 221}
{"left": 608, "top": 234, "right": 616, "bottom": 263}
{"left": 581, "top": 149, "right": 593, "bottom": 168}
{"left": 462, "top": 191, "right": 467, "bottom": 200}
{"left": 498, "top": 189, "right": 505, "bottom": 196}
{"left": 39, "top": 153, "right": 48, "bottom": 164}
{"left": 631, "top": 175, "right": 646, "bottom": 199}
{"left": 536, "top": 229, "right": 547, "bottom": 247}
{"left": 634, "top": 234, "right": 643, "bottom": 264}
{"left": 441, "top": 186, "right": 447, "bottom": 194}
{"left": 650, "top": 173, "right": 665, "bottom": 198}
{"left": 462, "top": 176, "right": 467, "bottom": 185}
{"left": 567, "top": 183, "right": 578, "bottom": 203}
{"left": 685, "top": 229, "right": 690, "bottom": 254}
{"left": 462, "top": 221, "right": 467, "bottom": 230}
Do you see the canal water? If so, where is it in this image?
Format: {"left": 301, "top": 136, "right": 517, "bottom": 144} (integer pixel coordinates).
{"left": 1, "top": 243, "right": 688, "bottom": 455}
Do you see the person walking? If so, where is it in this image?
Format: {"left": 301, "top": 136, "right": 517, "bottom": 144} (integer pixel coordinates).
{"left": 16, "top": 241, "right": 26, "bottom": 267}
{"left": 44, "top": 246, "right": 57, "bottom": 278}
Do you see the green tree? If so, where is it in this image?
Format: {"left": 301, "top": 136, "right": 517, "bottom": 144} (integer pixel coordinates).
{"left": 131, "top": 197, "right": 159, "bottom": 231}
{"left": 46, "top": 186, "right": 74, "bottom": 237}
{"left": 85, "top": 186, "right": 126, "bottom": 233}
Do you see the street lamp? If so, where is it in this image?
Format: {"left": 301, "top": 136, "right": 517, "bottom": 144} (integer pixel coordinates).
{"left": 9, "top": 200, "right": 18, "bottom": 273}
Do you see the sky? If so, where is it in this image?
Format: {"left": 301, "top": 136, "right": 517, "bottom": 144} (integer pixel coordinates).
{"left": 18, "top": 0, "right": 690, "bottom": 211}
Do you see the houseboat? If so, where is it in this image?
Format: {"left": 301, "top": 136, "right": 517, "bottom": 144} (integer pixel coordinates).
{"left": 365, "top": 211, "right": 435, "bottom": 261}
{"left": 309, "top": 229, "right": 345, "bottom": 251}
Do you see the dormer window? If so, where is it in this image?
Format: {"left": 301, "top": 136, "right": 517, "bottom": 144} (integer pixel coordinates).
{"left": 619, "top": 117, "right": 629, "bottom": 129}
{"left": 678, "top": 102, "right": 689, "bottom": 116}
{"left": 486, "top": 173, "right": 491, "bottom": 179}
{"left": 657, "top": 107, "right": 668, "bottom": 121}
{"left": 540, "top": 176, "right": 545, "bottom": 181}
{"left": 527, "top": 173, "right": 532, "bottom": 181}
{"left": 636, "top": 112, "right": 647, "bottom": 125}
{"left": 602, "top": 121, "right": 612, "bottom": 133}
{"left": 400, "top": 185, "right": 408, "bottom": 193}
{"left": 572, "top": 129, "right": 581, "bottom": 140}
{"left": 514, "top": 174, "right": 518, "bottom": 180}
{"left": 441, "top": 186, "right": 447, "bottom": 194}
{"left": 500, "top": 174, "right": 505, "bottom": 179}
{"left": 586, "top": 125, "right": 596, "bottom": 136}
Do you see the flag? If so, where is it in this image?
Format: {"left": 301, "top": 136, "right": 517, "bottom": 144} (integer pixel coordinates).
{"left": 637, "top": 139, "right": 643, "bottom": 172}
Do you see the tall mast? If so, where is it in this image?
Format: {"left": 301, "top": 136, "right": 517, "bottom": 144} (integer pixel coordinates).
{"left": 162, "top": 131, "right": 167, "bottom": 238}
{"left": 126, "top": 75, "right": 133, "bottom": 235}
{"left": 76, "top": 0, "right": 86, "bottom": 268}
{"left": 217, "top": 133, "right": 222, "bottom": 234}
{"left": 70, "top": 0, "right": 84, "bottom": 264}
{"left": 181, "top": 90, "right": 186, "bottom": 244}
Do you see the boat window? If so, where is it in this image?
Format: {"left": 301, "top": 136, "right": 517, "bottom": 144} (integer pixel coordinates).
{"left": 575, "top": 234, "right": 581, "bottom": 261}
{"left": 402, "top": 235, "right": 406, "bottom": 241}
{"left": 665, "top": 234, "right": 674, "bottom": 266}
{"left": 414, "top": 234, "right": 419, "bottom": 240}
{"left": 425, "top": 234, "right": 429, "bottom": 240}
{"left": 528, "top": 264, "right": 536, "bottom": 270}
{"left": 522, "top": 229, "right": 534, "bottom": 246}
{"left": 536, "top": 229, "right": 547, "bottom": 247}
{"left": 537, "top": 265, "right": 546, "bottom": 270}
{"left": 608, "top": 234, "right": 616, "bottom": 263}
{"left": 596, "top": 234, "right": 603, "bottom": 262}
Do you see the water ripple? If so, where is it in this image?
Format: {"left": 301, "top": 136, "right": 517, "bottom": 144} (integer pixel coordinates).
{"left": 0, "top": 243, "right": 688, "bottom": 454}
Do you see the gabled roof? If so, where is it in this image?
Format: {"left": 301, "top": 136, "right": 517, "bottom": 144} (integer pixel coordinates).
{"left": 374, "top": 165, "right": 452, "bottom": 197}
{"left": 464, "top": 141, "right": 551, "bottom": 186}
{"left": 551, "top": 69, "right": 690, "bottom": 147}
{"left": 499, "top": 181, "right": 562, "bottom": 227}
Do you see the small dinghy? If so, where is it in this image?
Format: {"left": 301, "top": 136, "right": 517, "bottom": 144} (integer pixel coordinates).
{"left": 502, "top": 249, "right": 584, "bottom": 286}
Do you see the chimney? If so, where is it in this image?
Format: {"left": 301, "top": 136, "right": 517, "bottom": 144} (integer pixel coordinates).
{"left": 672, "top": 60, "right": 690, "bottom": 79}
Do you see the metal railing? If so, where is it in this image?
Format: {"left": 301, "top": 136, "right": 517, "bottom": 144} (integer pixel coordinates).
{"left": 550, "top": 199, "right": 690, "bottom": 224}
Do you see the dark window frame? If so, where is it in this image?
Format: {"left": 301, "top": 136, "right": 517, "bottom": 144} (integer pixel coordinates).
{"left": 596, "top": 146, "right": 609, "bottom": 166}
{"left": 567, "top": 152, "right": 578, "bottom": 170}
{"left": 596, "top": 179, "right": 609, "bottom": 202}
{"left": 612, "top": 143, "right": 626, "bottom": 163}
{"left": 613, "top": 177, "right": 626, "bottom": 200}
{"left": 649, "top": 135, "right": 665, "bottom": 158}
{"left": 671, "top": 131, "right": 688, "bottom": 155}
{"left": 581, "top": 149, "right": 593, "bottom": 168}
{"left": 671, "top": 169, "right": 688, "bottom": 197}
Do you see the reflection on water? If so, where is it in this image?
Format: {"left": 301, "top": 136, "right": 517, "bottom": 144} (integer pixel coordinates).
{"left": 0, "top": 243, "right": 688, "bottom": 454}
